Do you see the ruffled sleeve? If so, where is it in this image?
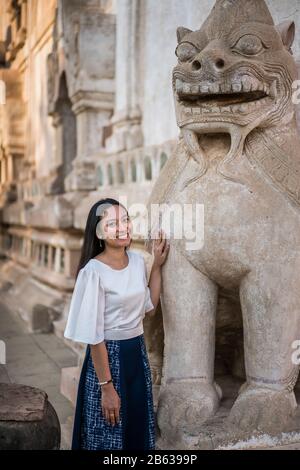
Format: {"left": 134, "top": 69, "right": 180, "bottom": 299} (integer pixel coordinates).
{"left": 64, "top": 267, "right": 105, "bottom": 345}
{"left": 141, "top": 255, "right": 154, "bottom": 314}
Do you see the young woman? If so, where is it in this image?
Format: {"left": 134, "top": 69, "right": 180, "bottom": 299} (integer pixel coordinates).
{"left": 64, "top": 197, "right": 169, "bottom": 450}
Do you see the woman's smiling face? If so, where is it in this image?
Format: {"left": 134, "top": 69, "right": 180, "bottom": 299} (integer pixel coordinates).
{"left": 99, "top": 204, "right": 132, "bottom": 248}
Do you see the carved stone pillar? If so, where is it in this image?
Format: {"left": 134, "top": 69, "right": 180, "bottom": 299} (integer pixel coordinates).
{"left": 0, "top": 68, "right": 25, "bottom": 204}
{"left": 105, "top": 0, "right": 144, "bottom": 153}
{"left": 66, "top": 92, "right": 112, "bottom": 191}
{"left": 5, "top": 0, "right": 27, "bottom": 63}
{"left": 46, "top": 0, "right": 116, "bottom": 192}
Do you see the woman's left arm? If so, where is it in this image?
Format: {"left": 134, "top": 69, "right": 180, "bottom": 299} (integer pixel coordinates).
{"left": 147, "top": 229, "right": 170, "bottom": 316}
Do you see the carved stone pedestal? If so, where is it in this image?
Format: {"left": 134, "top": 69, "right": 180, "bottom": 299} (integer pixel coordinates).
{"left": 155, "top": 376, "right": 300, "bottom": 450}
{"left": 0, "top": 383, "right": 60, "bottom": 450}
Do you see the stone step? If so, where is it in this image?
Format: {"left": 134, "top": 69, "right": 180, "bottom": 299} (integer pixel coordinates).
{"left": 60, "top": 415, "right": 74, "bottom": 450}
{"left": 60, "top": 366, "right": 80, "bottom": 406}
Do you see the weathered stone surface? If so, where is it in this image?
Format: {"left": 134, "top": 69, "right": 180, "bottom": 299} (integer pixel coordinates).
{"left": 32, "top": 304, "right": 61, "bottom": 333}
{"left": 155, "top": 376, "right": 300, "bottom": 450}
{"left": 0, "top": 383, "right": 47, "bottom": 421}
{"left": 146, "top": 0, "right": 300, "bottom": 448}
{"left": 0, "top": 383, "right": 60, "bottom": 450}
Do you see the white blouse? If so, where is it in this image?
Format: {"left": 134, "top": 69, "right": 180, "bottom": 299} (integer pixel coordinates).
{"left": 63, "top": 250, "right": 154, "bottom": 344}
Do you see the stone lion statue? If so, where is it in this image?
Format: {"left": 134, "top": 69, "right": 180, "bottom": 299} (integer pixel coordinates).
{"left": 146, "top": 0, "right": 300, "bottom": 447}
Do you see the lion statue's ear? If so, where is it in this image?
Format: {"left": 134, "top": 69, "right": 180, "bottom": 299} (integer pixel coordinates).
{"left": 276, "top": 20, "right": 295, "bottom": 55}
{"left": 176, "top": 26, "right": 192, "bottom": 43}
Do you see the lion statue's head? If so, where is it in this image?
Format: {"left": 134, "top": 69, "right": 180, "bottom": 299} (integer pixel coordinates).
{"left": 172, "top": 0, "right": 297, "bottom": 185}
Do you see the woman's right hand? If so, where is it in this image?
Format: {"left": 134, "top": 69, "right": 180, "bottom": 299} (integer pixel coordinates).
{"left": 153, "top": 228, "right": 170, "bottom": 268}
{"left": 101, "top": 382, "right": 121, "bottom": 426}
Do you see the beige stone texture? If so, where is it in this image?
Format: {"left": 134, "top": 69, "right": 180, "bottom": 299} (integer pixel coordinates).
{"left": 146, "top": 0, "right": 300, "bottom": 449}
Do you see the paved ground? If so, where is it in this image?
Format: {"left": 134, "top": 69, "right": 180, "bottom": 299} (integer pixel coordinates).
{"left": 1, "top": 300, "right": 300, "bottom": 451}
{"left": 0, "top": 301, "right": 76, "bottom": 449}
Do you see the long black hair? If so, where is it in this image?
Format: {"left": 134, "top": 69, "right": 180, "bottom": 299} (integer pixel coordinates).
{"left": 75, "top": 198, "right": 131, "bottom": 279}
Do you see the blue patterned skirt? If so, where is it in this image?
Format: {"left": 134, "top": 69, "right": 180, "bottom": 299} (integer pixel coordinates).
{"left": 71, "top": 333, "right": 156, "bottom": 450}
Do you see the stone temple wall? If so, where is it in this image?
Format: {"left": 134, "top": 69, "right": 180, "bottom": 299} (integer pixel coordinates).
{"left": 0, "top": 0, "right": 300, "bottom": 415}
{"left": 110, "top": 0, "right": 300, "bottom": 148}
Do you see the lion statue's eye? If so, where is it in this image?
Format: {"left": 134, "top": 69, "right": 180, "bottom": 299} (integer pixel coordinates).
{"left": 233, "top": 34, "right": 265, "bottom": 56}
{"left": 175, "top": 42, "right": 199, "bottom": 62}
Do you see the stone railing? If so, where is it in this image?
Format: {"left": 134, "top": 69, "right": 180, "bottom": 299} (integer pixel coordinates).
{"left": 0, "top": 227, "right": 81, "bottom": 291}
{"left": 95, "top": 140, "right": 176, "bottom": 188}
